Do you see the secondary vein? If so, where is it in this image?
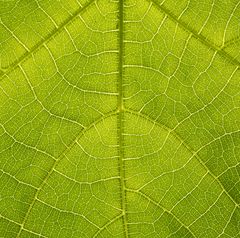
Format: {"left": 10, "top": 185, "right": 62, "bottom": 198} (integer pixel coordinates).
{"left": 0, "top": 0, "right": 95, "bottom": 78}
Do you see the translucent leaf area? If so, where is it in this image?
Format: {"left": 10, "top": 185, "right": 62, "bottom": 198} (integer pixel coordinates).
{"left": 0, "top": 0, "right": 240, "bottom": 237}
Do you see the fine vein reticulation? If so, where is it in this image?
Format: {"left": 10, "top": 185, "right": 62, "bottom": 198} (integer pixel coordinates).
{"left": 0, "top": 0, "right": 240, "bottom": 237}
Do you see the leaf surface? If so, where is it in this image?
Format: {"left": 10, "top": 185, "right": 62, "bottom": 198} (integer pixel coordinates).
{"left": 0, "top": 0, "right": 240, "bottom": 237}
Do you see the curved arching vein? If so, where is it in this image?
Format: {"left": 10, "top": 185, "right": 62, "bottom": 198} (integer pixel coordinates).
{"left": 15, "top": 110, "right": 118, "bottom": 237}
{"left": 125, "top": 108, "right": 238, "bottom": 206}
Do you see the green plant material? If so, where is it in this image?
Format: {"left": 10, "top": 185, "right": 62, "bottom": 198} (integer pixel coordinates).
{"left": 0, "top": 0, "right": 240, "bottom": 237}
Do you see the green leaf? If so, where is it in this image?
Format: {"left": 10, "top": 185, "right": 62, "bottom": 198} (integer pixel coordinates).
{"left": 0, "top": 0, "right": 239, "bottom": 237}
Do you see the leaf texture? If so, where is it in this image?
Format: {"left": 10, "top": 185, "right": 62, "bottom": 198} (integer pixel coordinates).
{"left": 0, "top": 0, "right": 240, "bottom": 237}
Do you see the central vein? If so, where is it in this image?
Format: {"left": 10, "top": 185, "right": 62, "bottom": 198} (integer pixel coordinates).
{"left": 118, "top": 0, "right": 128, "bottom": 237}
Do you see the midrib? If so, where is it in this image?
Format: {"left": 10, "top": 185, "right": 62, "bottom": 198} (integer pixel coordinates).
{"left": 118, "top": 0, "right": 128, "bottom": 237}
